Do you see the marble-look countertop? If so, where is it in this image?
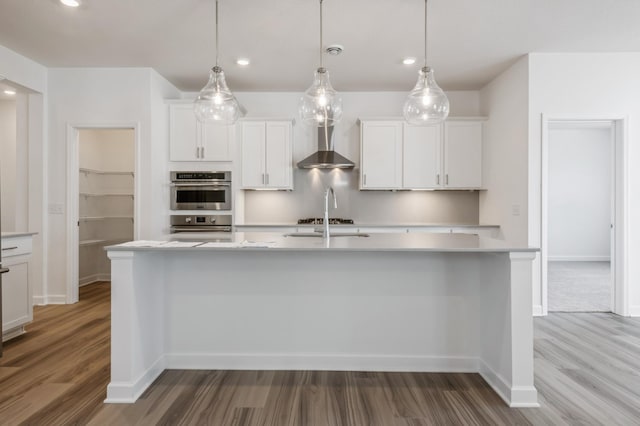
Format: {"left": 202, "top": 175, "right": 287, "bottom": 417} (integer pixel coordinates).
{"left": 106, "top": 231, "right": 536, "bottom": 253}
{"left": 235, "top": 223, "right": 500, "bottom": 228}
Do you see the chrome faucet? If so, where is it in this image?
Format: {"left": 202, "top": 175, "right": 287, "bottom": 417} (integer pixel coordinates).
{"left": 323, "top": 186, "right": 337, "bottom": 239}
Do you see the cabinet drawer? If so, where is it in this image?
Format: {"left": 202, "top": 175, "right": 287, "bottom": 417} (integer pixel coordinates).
{"left": 1, "top": 236, "right": 33, "bottom": 258}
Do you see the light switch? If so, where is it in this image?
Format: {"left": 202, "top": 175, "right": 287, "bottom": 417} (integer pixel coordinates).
{"left": 48, "top": 203, "right": 64, "bottom": 214}
{"left": 511, "top": 204, "right": 521, "bottom": 216}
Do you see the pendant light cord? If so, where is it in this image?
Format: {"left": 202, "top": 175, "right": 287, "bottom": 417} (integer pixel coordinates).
{"left": 319, "top": 0, "right": 324, "bottom": 69}
{"left": 424, "top": 0, "right": 428, "bottom": 68}
{"left": 215, "top": 0, "right": 220, "bottom": 67}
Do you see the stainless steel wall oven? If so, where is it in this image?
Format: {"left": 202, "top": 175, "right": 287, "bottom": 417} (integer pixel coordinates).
{"left": 170, "top": 171, "right": 231, "bottom": 211}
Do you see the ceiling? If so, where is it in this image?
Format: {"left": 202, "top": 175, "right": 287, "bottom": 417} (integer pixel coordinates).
{"left": 0, "top": 0, "right": 639, "bottom": 92}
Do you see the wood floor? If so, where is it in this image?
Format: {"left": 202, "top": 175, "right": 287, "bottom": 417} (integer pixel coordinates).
{"left": 1, "top": 283, "right": 639, "bottom": 425}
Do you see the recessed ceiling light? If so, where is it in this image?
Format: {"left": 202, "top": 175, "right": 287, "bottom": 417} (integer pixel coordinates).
{"left": 402, "top": 57, "right": 417, "bottom": 65}
{"left": 60, "top": 0, "right": 80, "bottom": 7}
{"left": 236, "top": 58, "right": 250, "bottom": 66}
{"left": 3, "top": 90, "right": 16, "bottom": 95}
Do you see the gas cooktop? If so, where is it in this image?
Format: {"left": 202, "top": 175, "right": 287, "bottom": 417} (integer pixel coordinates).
{"left": 297, "top": 218, "right": 354, "bottom": 225}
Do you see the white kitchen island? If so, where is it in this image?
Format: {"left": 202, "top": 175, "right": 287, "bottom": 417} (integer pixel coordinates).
{"left": 105, "top": 232, "right": 539, "bottom": 407}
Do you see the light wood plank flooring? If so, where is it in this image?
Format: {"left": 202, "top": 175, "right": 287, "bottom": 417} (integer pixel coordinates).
{"left": 1, "top": 282, "right": 639, "bottom": 425}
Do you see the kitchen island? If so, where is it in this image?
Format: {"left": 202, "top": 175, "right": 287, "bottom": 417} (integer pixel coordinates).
{"left": 105, "top": 232, "right": 538, "bottom": 407}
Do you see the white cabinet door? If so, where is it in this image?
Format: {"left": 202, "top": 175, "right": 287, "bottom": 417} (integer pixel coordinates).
{"left": 201, "top": 123, "right": 233, "bottom": 161}
{"left": 169, "top": 104, "right": 199, "bottom": 161}
{"left": 265, "top": 122, "right": 292, "bottom": 189}
{"left": 241, "top": 122, "right": 266, "bottom": 188}
{"left": 444, "top": 121, "right": 482, "bottom": 188}
{"left": 403, "top": 124, "right": 442, "bottom": 189}
{"left": 2, "top": 260, "right": 30, "bottom": 334}
{"left": 360, "top": 121, "right": 402, "bottom": 189}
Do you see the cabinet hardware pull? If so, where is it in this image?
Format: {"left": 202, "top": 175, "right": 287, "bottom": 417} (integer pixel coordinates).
{"left": 445, "top": 174, "right": 449, "bottom": 185}
{"left": 363, "top": 174, "right": 367, "bottom": 186}
{"left": 266, "top": 174, "right": 269, "bottom": 185}
{"left": 262, "top": 173, "right": 265, "bottom": 184}
{"left": 196, "top": 147, "right": 200, "bottom": 159}
{"left": 437, "top": 174, "right": 440, "bottom": 185}
{"left": 201, "top": 147, "right": 205, "bottom": 158}
{"left": 2, "top": 246, "right": 18, "bottom": 251}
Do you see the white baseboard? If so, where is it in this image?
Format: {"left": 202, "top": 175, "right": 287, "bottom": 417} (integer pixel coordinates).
{"left": 478, "top": 360, "right": 539, "bottom": 407}
{"left": 105, "top": 356, "right": 166, "bottom": 403}
{"left": 629, "top": 305, "right": 640, "bottom": 317}
{"left": 32, "top": 294, "right": 68, "bottom": 305}
{"left": 547, "top": 256, "right": 610, "bottom": 262}
{"left": 79, "top": 273, "right": 111, "bottom": 287}
{"left": 165, "top": 353, "right": 479, "bottom": 373}
{"left": 532, "top": 304, "right": 544, "bottom": 316}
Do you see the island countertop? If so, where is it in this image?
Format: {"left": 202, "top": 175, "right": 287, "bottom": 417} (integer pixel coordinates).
{"left": 106, "top": 232, "right": 537, "bottom": 253}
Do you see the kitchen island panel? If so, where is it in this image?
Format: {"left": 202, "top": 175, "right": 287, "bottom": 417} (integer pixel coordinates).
{"left": 106, "top": 244, "right": 537, "bottom": 407}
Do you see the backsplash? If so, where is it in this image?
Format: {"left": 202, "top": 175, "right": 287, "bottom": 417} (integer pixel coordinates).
{"left": 243, "top": 169, "right": 479, "bottom": 224}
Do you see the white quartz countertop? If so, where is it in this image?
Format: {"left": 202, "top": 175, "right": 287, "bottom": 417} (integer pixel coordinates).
{"left": 106, "top": 232, "right": 536, "bottom": 253}
{"left": 235, "top": 223, "right": 500, "bottom": 228}
{"left": 1, "top": 231, "right": 38, "bottom": 238}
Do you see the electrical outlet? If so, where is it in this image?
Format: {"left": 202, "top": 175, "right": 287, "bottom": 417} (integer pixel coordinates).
{"left": 48, "top": 203, "right": 64, "bottom": 214}
{"left": 511, "top": 204, "right": 521, "bottom": 216}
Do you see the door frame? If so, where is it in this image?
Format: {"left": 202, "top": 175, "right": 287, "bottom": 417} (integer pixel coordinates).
{"left": 65, "top": 123, "right": 140, "bottom": 304}
{"left": 541, "top": 115, "right": 629, "bottom": 316}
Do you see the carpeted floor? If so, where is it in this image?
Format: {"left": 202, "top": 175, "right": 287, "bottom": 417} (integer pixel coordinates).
{"left": 548, "top": 261, "right": 611, "bottom": 312}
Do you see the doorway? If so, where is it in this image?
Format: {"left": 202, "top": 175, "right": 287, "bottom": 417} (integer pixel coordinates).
{"left": 546, "top": 122, "right": 613, "bottom": 312}
{"left": 541, "top": 117, "right": 627, "bottom": 315}
{"left": 67, "top": 126, "right": 138, "bottom": 303}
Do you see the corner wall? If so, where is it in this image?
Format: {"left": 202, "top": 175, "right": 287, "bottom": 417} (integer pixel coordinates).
{"left": 479, "top": 56, "right": 530, "bottom": 244}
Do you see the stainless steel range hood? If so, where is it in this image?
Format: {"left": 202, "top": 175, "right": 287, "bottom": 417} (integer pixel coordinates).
{"left": 297, "top": 126, "right": 355, "bottom": 169}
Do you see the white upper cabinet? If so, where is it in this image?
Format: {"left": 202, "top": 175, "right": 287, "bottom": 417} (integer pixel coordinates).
{"left": 360, "top": 118, "right": 484, "bottom": 190}
{"left": 443, "top": 121, "right": 483, "bottom": 189}
{"left": 241, "top": 120, "right": 293, "bottom": 190}
{"left": 169, "top": 103, "right": 233, "bottom": 162}
{"left": 360, "top": 121, "right": 403, "bottom": 189}
{"left": 403, "top": 124, "right": 442, "bottom": 189}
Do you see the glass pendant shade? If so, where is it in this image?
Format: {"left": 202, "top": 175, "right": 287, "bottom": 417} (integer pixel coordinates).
{"left": 194, "top": 66, "right": 240, "bottom": 125}
{"left": 299, "top": 68, "right": 343, "bottom": 127}
{"left": 403, "top": 66, "right": 450, "bottom": 125}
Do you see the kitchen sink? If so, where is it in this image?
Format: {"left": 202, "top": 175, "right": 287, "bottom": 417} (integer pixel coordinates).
{"left": 284, "top": 232, "right": 370, "bottom": 238}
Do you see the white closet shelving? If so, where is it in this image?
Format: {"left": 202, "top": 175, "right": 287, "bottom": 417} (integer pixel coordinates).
{"left": 79, "top": 167, "right": 134, "bottom": 285}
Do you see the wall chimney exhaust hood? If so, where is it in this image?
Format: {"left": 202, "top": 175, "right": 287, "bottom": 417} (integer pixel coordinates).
{"left": 297, "top": 126, "right": 355, "bottom": 169}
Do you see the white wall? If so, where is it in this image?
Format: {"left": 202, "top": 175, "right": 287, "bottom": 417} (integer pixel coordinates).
{"left": 148, "top": 70, "right": 181, "bottom": 239}
{"left": 47, "top": 68, "right": 180, "bottom": 301}
{"left": 528, "top": 53, "right": 640, "bottom": 316}
{"left": 479, "top": 56, "right": 530, "bottom": 243}
{"left": 548, "top": 125, "right": 611, "bottom": 261}
{"left": 0, "top": 100, "right": 17, "bottom": 232}
{"left": 234, "top": 90, "right": 481, "bottom": 225}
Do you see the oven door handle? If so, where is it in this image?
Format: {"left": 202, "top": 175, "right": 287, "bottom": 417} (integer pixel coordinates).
{"left": 170, "top": 183, "right": 230, "bottom": 187}
{"left": 171, "top": 226, "right": 232, "bottom": 233}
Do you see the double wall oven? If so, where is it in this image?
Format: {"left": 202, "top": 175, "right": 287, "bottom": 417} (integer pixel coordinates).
{"left": 170, "top": 171, "right": 233, "bottom": 234}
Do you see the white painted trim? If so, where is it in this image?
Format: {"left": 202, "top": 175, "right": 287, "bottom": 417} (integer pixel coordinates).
{"left": 629, "top": 306, "right": 640, "bottom": 317}
{"left": 32, "top": 294, "right": 68, "bottom": 305}
{"left": 105, "top": 355, "right": 166, "bottom": 404}
{"left": 547, "top": 256, "right": 611, "bottom": 262}
{"left": 478, "top": 360, "right": 539, "bottom": 407}
{"left": 540, "top": 115, "right": 628, "bottom": 316}
{"left": 532, "top": 305, "right": 543, "bottom": 316}
{"left": 65, "top": 123, "right": 140, "bottom": 305}
{"left": 79, "top": 273, "right": 111, "bottom": 287}
{"left": 164, "top": 353, "right": 480, "bottom": 373}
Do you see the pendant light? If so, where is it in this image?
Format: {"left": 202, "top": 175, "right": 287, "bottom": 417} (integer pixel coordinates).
{"left": 403, "top": 0, "right": 449, "bottom": 125}
{"left": 194, "top": 0, "right": 240, "bottom": 125}
{"left": 299, "top": 0, "right": 343, "bottom": 127}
